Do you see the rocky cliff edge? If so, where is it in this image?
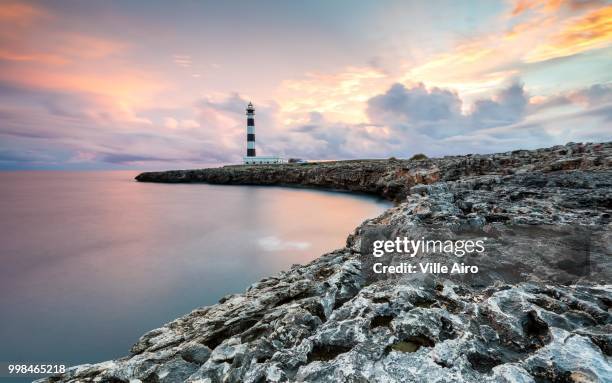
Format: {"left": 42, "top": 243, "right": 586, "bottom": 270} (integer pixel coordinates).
{"left": 40, "top": 142, "right": 611, "bottom": 383}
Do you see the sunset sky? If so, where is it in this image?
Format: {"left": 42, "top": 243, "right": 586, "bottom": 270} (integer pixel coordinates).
{"left": 0, "top": 0, "right": 611, "bottom": 169}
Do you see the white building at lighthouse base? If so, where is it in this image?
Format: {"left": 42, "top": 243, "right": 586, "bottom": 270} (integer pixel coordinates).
{"left": 243, "top": 156, "right": 286, "bottom": 165}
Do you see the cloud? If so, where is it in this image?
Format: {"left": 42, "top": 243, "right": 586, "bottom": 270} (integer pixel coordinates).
{"left": 0, "top": 2, "right": 46, "bottom": 25}
{"left": 173, "top": 54, "right": 192, "bottom": 68}
{"left": 397, "top": 1, "right": 610, "bottom": 106}
{"left": 355, "top": 80, "right": 608, "bottom": 157}
{"left": 277, "top": 66, "right": 389, "bottom": 124}
{"left": 580, "top": 83, "right": 612, "bottom": 105}
{"left": 258, "top": 236, "right": 311, "bottom": 252}
{"left": 530, "top": 83, "right": 612, "bottom": 111}
{"left": 164, "top": 117, "right": 201, "bottom": 129}
{"left": 1, "top": 72, "right": 608, "bottom": 170}
{"left": 0, "top": 148, "right": 54, "bottom": 163}
{"left": 0, "top": 83, "right": 243, "bottom": 168}
{"left": 367, "top": 83, "right": 462, "bottom": 124}
{"left": 511, "top": 0, "right": 605, "bottom": 16}
{"left": 0, "top": 1, "right": 609, "bottom": 169}
{"left": 0, "top": 3, "right": 158, "bottom": 117}
{"left": 366, "top": 81, "right": 529, "bottom": 139}
{"left": 279, "top": 80, "right": 532, "bottom": 161}
{"left": 191, "top": 81, "right": 608, "bottom": 162}
{"left": 0, "top": 50, "right": 68, "bottom": 65}
{"left": 180, "top": 119, "right": 200, "bottom": 128}
{"left": 1, "top": 4, "right": 126, "bottom": 66}
{"left": 470, "top": 82, "right": 528, "bottom": 127}
{"left": 164, "top": 117, "right": 179, "bottom": 129}
{"left": 524, "top": 5, "right": 612, "bottom": 63}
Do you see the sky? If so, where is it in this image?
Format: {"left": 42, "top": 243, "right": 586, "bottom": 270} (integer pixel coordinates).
{"left": 0, "top": 0, "right": 611, "bottom": 170}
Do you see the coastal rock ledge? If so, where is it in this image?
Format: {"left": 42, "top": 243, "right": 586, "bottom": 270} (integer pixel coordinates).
{"left": 41, "top": 142, "right": 611, "bottom": 383}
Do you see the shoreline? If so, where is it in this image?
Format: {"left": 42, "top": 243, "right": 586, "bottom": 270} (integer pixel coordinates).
{"left": 39, "top": 142, "right": 612, "bottom": 383}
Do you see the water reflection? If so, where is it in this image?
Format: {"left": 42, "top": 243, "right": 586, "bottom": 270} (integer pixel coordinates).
{"left": 0, "top": 171, "right": 390, "bottom": 367}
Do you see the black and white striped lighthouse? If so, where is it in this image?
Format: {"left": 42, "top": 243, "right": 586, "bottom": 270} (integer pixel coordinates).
{"left": 246, "top": 102, "right": 256, "bottom": 157}
{"left": 243, "top": 102, "right": 284, "bottom": 164}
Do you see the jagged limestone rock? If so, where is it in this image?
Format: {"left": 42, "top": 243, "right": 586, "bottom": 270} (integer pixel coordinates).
{"left": 39, "top": 142, "right": 611, "bottom": 383}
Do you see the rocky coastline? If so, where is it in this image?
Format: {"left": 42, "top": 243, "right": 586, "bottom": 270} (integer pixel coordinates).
{"left": 41, "top": 142, "right": 611, "bottom": 383}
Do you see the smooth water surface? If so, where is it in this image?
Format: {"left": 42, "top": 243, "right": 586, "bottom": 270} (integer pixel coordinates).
{"left": 0, "top": 171, "right": 390, "bottom": 370}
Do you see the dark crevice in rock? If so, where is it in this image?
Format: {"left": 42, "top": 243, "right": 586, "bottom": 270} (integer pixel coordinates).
{"left": 307, "top": 344, "right": 353, "bottom": 363}
{"left": 386, "top": 336, "right": 435, "bottom": 354}
{"left": 202, "top": 333, "right": 230, "bottom": 350}
{"left": 309, "top": 302, "right": 328, "bottom": 323}
{"left": 372, "top": 297, "right": 390, "bottom": 304}
{"left": 434, "top": 359, "right": 452, "bottom": 368}
{"left": 529, "top": 366, "right": 575, "bottom": 383}
{"left": 565, "top": 302, "right": 607, "bottom": 325}
{"left": 203, "top": 317, "right": 261, "bottom": 350}
{"left": 370, "top": 315, "right": 394, "bottom": 329}
{"left": 439, "top": 317, "right": 457, "bottom": 341}
{"left": 467, "top": 351, "right": 503, "bottom": 373}
{"left": 521, "top": 310, "right": 551, "bottom": 348}
{"left": 314, "top": 267, "right": 335, "bottom": 280}
{"left": 332, "top": 298, "right": 349, "bottom": 310}
{"left": 484, "top": 214, "right": 510, "bottom": 222}
{"left": 274, "top": 291, "right": 313, "bottom": 307}
{"left": 140, "top": 375, "right": 158, "bottom": 383}
{"left": 528, "top": 295, "right": 566, "bottom": 314}
{"left": 435, "top": 296, "right": 466, "bottom": 315}
{"left": 599, "top": 296, "right": 612, "bottom": 309}
{"left": 413, "top": 299, "right": 435, "bottom": 308}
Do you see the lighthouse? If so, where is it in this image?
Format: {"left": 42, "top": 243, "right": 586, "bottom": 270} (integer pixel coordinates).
{"left": 243, "top": 102, "right": 285, "bottom": 165}
{"left": 246, "top": 102, "right": 256, "bottom": 157}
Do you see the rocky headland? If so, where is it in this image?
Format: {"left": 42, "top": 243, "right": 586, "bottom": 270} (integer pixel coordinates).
{"left": 41, "top": 142, "right": 611, "bottom": 383}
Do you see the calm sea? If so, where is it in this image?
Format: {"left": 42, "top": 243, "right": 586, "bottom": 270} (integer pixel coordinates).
{"left": 0, "top": 171, "right": 389, "bottom": 374}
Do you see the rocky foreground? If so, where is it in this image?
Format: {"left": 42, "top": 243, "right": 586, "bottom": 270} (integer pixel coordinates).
{"left": 42, "top": 143, "right": 611, "bottom": 382}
